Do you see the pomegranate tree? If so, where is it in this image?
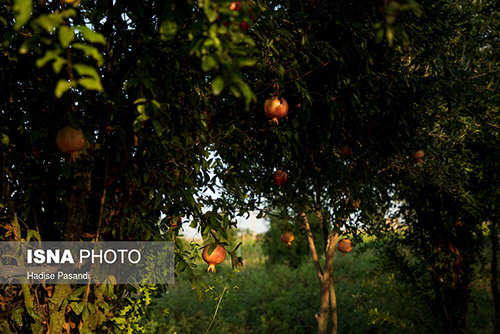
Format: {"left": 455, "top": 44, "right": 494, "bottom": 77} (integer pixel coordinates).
{"left": 202, "top": 244, "right": 226, "bottom": 273}
{"left": 273, "top": 170, "right": 288, "bottom": 186}
{"left": 264, "top": 97, "right": 288, "bottom": 124}
{"left": 56, "top": 126, "right": 86, "bottom": 162}
{"left": 281, "top": 230, "right": 295, "bottom": 246}
{"left": 337, "top": 238, "right": 353, "bottom": 255}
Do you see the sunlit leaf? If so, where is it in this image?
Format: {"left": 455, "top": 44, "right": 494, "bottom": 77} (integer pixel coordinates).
{"left": 55, "top": 79, "right": 72, "bottom": 98}
{"left": 13, "top": 0, "right": 32, "bottom": 29}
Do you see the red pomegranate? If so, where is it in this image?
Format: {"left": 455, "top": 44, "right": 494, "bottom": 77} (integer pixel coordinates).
{"left": 273, "top": 170, "right": 288, "bottom": 186}
{"left": 264, "top": 97, "right": 288, "bottom": 124}
{"left": 413, "top": 149, "right": 425, "bottom": 163}
{"left": 56, "top": 126, "right": 86, "bottom": 162}
{"left": 229, "top": 1, "right": 242, "bottom": 11}
{"left": 281, "top": 231, "right": 295, "bottom": 246}
{"left": 337, "top": 238, "right": 353, "bottom": 254}
{"left": 202, "top": 244, "right": 226, "bottom": 273}
{"left": 240, "top": 22, "right": 250, "bottom": 31}
{"left": 168, "top": 216, "right": 181, "bottom": 229}
{"left": 340, "top": 144, "right": 353, "bottom": 157}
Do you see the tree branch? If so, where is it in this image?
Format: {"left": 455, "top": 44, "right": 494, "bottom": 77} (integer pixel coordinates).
{"left": 300, "top": 210, "right": 323, "bottom": 281}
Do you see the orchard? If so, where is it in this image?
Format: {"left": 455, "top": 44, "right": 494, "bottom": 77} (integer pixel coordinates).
{"left": 1, "top": 0, "right": 499, "bottom": 333}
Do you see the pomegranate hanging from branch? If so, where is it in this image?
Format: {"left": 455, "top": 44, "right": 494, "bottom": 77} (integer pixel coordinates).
{"left": 56, "top": 126, "right": 86, "bottom": 162}
{"left": 202, "top": 244, "right": 226, "bottom": 273}
{"left": 264, "top": 97, "right": 289, "bottom": 124}
{"left": 281, "top": 230, "right": 295, "bottom": 246}
{"left": 337, "top": 238, "right": 353, "bottom": 255}
{"left": 273, "top": 170, "right": 288, "bottom": 187}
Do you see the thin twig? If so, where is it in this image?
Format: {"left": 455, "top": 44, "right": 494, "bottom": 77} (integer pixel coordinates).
{"left": 204, "top": 280, "right": 230, "bottom": 334}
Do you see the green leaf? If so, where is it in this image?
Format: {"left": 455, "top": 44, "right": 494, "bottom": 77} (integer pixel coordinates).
{"left": 1, "top": 133, "right": 9, "bottom": 147}
{"left": 207, "top": 243, "right": 217, "bottom": 255}
{"left": 61, "top": 164, "right": 71, "bottom": 178}
{"left": 26, "top": 230, "right": 41, "bottom": 242}
{"left": 176, "top": 259, "right": 186, "bottom": 273}
{"left": 386, "top": 27, "right": 394, "bottom": 46}
{"left": 59, "top": 25, "right": 75, "bottom": 48}
{"left": 53, "top": 57, "right": 67, "bottom": 74}
{"left": 73, "top": 63, "right": 100, "bottom": 78}
{"left": 75, "top": 25, "right": 106, "bottom": 45}
{"left": 78, "top": 77, "right": 104, "bottom": 91}
{"left": 55, "top": 79, "right": 72, "bottom": 98}
{"left": 81, "top": 305, "right": 89, "bottom": 322}
{"left": 36, "top": 50, "right": 63, "bottom": 69}
{"left": 152, "top": 119, "right": 163, "bottom": 136}
{"left": 204, "top": 7, "right": 218, "bottom": 23}
{"left": 72, "top": 43, "right": 104, "bottom": 66}
{"left": 237, "top": 57, "right": 257, "bottom": 67}
{"left": 201, "top": 55, "right": 218, "bottom": 72}
{"left": 13, "top": 0, "right": 33, "bottom": 29}
{"left": 70, "top": 301, "right": 85, "bottom": 315}
{"left": 159, "top": 20, "right": 178, "bottom": 40}
{"left": 211, "top": 76, "right": 225, "bottom": 95}
{"left": 74, "top": 64, "right": 104, "bottom": 91}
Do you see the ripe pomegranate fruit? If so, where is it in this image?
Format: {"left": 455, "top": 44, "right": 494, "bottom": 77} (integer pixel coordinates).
{"left": 340, "top": 144, "right": 353, "bottom": 157}
{"left": 413, "top": 149, "right": 424, "bottom": 163}
{"left": 264, "top": 97, "right": 288, "bottom": 124}
{"left": 229, "top": 1, "right": 242, "bottom": 11}
{"left": 273, "top": 170, "right": 288, "bottom": 186}
{"left": 168, "top": 216, "right": 181, "bottom": 228}
{"left": 337, "top": 238, "right": 353, "bottom": 255}
{"left": 281, "top": 230, "right": 295, "bottom": 246}
{"left": 240, "top": 22, "right": 250, "bottom": 31}
{"left": 202, "top": 244, "right": 226, "bottom": 273}
{"left": 56, "top": 126, "right": 86, "bottom": 162}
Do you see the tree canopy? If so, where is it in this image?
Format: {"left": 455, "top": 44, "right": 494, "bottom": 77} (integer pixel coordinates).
{"left": 1, "top": 0, "right": 500, "bottom": 333}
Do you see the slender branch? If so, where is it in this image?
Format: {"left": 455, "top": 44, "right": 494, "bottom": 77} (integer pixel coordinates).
{"left": 315, "top": 188, "right": 329, "bottom": 250}
{"left": 283, "top": 61, "right": 330, "bottom": 84}
{"left": 205, "top": 279, "right": 230, "bottom": 334}
{"left": 300, "top": 210, "right": 323, "bottom": 280}
{"left": 323, "top": 232, "right": 338, "bottom": 277}
{"left": 96, "top": 150, "right": 109, "bottom": 240}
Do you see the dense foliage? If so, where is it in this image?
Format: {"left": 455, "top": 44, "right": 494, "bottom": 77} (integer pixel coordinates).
{"left": 1, "top": 0, "right": 499, "bottom": 333}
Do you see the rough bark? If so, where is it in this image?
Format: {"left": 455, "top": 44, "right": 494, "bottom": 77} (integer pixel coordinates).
{"left": 329, "top": 260, "right": 338, "bottom": 334}
{"left": 324, "top": 232, "right": 338, "bottom": 334}
{"left": 48, "top": 284, "right": 72, "bottom": 333}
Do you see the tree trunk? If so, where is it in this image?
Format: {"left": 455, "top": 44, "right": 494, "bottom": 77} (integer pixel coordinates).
{"left": 49, "top": 164, "right": 92, "bottom": 333}
{"left": 48, "top": 284, "right": 72, "bottom": 333}
{"left": 301, "top": 209, "right": 340, "bottom": 334}
{"left": 316, "top": 277, "right": 330, "bottom": 334}
{"left": 64, "top": 165, "right": 91, "bottom": 241}
{"left": 492, "top": 220, "right": 500, "bottom": 334}
{"left": 329, "top": 268, "right": 338, "bottom": 334}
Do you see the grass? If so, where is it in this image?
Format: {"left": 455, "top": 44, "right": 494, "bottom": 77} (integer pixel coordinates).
{"left": 138, "top": 235, "right": 494, "bottom": 334}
